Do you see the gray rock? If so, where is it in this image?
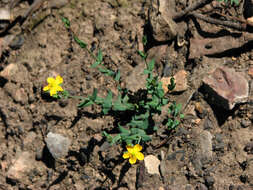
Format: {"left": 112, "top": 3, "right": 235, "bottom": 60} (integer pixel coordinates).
{"left": 202, "top": 67, "right": 249, "bottom": 110}
{"left": 244, "top": 141, "right": 253, "bottom": 154}
{"left": 241, "top": 119, "right": 251, "bottom": 128}
{"left": 9, "top": 35, "right": 24, "bottom": 50}
{"left": 45, "top": 132, "right": 71, "bottom": 159}
{"left": 198, "top": 130, "right": 213, "bottom": 162}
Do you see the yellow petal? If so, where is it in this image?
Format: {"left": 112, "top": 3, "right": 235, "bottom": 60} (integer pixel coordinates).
{"left": 134, "top": 144, "right": 142, "bottom": 152}
{"left": 47, "top": 77, "right": 55, "bottom": 84}
{"left": 55, "top": 75, "right": 63, "bottom": 85}
{"left": 43, "top": 85, "right": 50, "bottom": 91}
{"left": 135, "top": 152, "right": 144, "bottom": 161}
{"left": 129, "top": 156, "right": 137, "bottom": 164}
{"left": 123, "top": 152, "right": 131, "bottom": 159}
{"left": 50, "top": 89, "right": 57, "bottom": 96}
{"left": 126, "top": 145, "right": 134, "bottom": 154}
{"left": 56, "top": 85, "right": 63, "bottom": 92}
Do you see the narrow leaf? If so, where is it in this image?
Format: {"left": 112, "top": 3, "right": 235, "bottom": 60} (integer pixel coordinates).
{"left": 74, "top": 36, "right": 87, "bottom": 49}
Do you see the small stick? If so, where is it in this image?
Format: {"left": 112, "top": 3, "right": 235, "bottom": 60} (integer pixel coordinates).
{"left": 191, "top": 12, "right": 247, "bottom": 31}
{"left": 173, "top": 0, "right": 214, "bottom": 21}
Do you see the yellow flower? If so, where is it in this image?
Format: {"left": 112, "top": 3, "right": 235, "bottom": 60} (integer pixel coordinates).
{"left": 123, "top": 144, "right": 144, "bottom": 164}
{"left": 43, "top": 75, "right": 63, "bottom": 96}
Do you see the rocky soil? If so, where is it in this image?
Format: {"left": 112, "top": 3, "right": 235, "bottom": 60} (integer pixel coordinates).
{"left": 0, "top": 0, "right": 253, "bottom": 189}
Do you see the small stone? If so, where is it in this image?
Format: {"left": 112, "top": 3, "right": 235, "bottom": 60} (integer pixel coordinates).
{"left": 9, "top": 34, "right": 24, "bottom": 50}
{"left": 241, "top": 119, "right": 251, "bottom": 128}
{"left": 161, "top": 70, "right": 188, "bottom": 93}
{"left": 0, "top": 8, "right": 13, "bottom": 21}
{"left": 45, "top": 132, "right": 71, "bottom": 159}
{"left": 59, "top": 99, "right": 68, "bottom": 107}
{"left": 144, "top": 155, "right": 160, "bottom": 175}
{"left": 202, "top": 67, "right": 249, "bottom": 110}
{"left": 196, "top": 130, "right": 213, "bottom": 163}
{"left": 244, "top": 141, "right": 253, "bottom": 154}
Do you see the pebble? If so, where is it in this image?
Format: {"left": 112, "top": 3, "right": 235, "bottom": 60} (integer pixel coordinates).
{"left": 213, "top": 134, "right": 225, "bottom": 152}
{"left": 244, "top": 141, "right": 253, "bottom": 154}
{"left": 241, "top": 119, "right": 251, "bottom": 128}
{"left": 45, "top": 132, "right": 71, "bottom": 159}
{"left": 198, "top": 130, "right": 213, "bottom": 162}
{"left": 144, "top": 155, "right": 160, "bottom": 175}
{"left": 9, "top": 34, "right": 24, "bottom": 50}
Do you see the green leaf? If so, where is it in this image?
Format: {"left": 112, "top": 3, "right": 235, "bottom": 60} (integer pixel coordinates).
{"left": 114, "top": 70, "right": 121, "bottom": 81}
{"left": 111, "top": 134, "right": 121, "bottom": 144}
{"left": 147, "top": 59, "right": 155, "bottom": 71}
{"left": 91, "top": 61, "right": 100, "bottom": 68}
{"left": 167, "top": 118, "right": 173, "bottom": 127}
{"left": 171, "top": 120, "right": 180, "bottom": 129}
{"left": 94, "top": 96, "right": 104, "bottom": 104}
{"left": 78, "top": 99, "right": 93, "bottom": 107}
{"left": 143, "top": 69, "right": 150, "bottom": 75}
{"left": 119, "top": 125, "right": 130, "bottom": 135}
{"left": 147, "top": 95, "right": 159, "bottom": 108}
{"left": 61, "top": 17, "right": 70, "bottom": 28}
{"left": 134, "top": 111, "right": 149, "bottom": 120}
{"left": 138, "top": 50, "right": 147, "bottom": 59}
{"left": 142, "top": 35, "right": 147, "bottom": 46}
{"left": 102, "top": 131, "right": 112, "bottom": 142}
{"left": 141, "top": 134, "right": 151, "bottom": 141}
{"left": 74, "top": 36, "right": 87, "bottom": 49}
{"left": 168, "top": 77, "right": 176, "bottom": 91}
{"left": 162, "top": 98, "right": 168, "bottom": 105}
{"left": 128, "top": 118, "right": 149, "bottom": 130}
{"left": 174, "top": 103, "right": 182, "bottom": 117}
{"left": 97, "top": 49, "right": 103, "bottom": 62}
{"left": 91, "top": 88, "right": 98, "bottom": 101}
{"left": 98, "top": 68, "right": 115, "bottom": 77}
{"left": 102, "top": 90, "right": 112, "bottom": 114}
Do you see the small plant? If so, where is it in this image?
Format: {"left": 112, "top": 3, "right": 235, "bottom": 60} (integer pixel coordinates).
{"left": 43, "top": 17, "right": 184, "bottom": 164}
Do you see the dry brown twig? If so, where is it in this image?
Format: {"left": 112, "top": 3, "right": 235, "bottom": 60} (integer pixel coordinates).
{"left": 173, "top": 0, "right": 215, "bottom": 21}
{"left": 172, "top": 0, "right": 250, "bottom": 31}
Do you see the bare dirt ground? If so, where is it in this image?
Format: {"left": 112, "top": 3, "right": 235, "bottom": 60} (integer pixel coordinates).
{"left": 0, "top": 0, "right": 253, "bottom": 189}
